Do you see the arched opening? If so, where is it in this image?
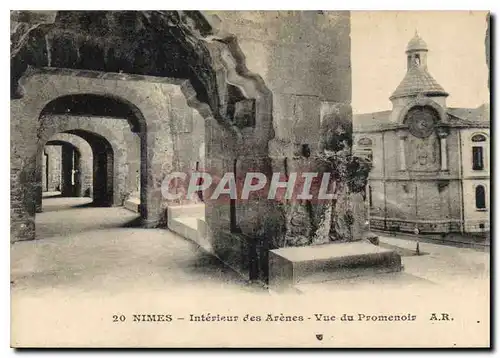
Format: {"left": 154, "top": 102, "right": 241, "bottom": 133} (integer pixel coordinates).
{"left": 36, "top": 129, "right": 113, "bottom": 210}
{"left": 39, "top": 94, "right": 145, "bottom": 211}
{"left": 64, "top": 129, "right": 114, "bottom": 207}
{"left": 45, "top": 140, "right": 82, "bottom": 198}
{"left": 40, "top": 94, "right": 143, "bottom": 132}
{"left": 33, "top": 127, "right": 142, "bottom": 239}
{"left": 11, "top": 10, "right": 274, "bottom": 286}
{"left": 30, "top": 94, "right": 144, "bottom": 241}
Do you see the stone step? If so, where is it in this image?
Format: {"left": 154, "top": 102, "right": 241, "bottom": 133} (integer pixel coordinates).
{"left": 167, "top": 204, "right": 205, "bottom": 219}
{"left": 268, "top": 241, "right": 402, "bottom": 292}
{"left": 170, "top": 216, "right": 199, "bottom": 242}
{"left": 169, "top": 215, "right": 212, "bottom": 253}
{"left": 124, "top": 197, "right": 140, "bottom": 212}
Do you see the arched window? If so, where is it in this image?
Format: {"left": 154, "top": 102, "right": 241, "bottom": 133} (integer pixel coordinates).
{"left": 475, "top": 185, "right": 486, "bottom": 210}
{"left": 471, "top": 134, "right": 488, "bottom": 171}
{"left": 471, "top": 134, "right": 487, "bottom": 142}
{"left": 358, "top": 138, "right": 373, "bottom": 146}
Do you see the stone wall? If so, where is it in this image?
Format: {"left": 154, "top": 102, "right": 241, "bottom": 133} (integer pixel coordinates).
{"left": 44, "top": 145, "right": 62, "bottom": 192}
{"left": 196, "top": 11, "right": 366, "bottom": 281}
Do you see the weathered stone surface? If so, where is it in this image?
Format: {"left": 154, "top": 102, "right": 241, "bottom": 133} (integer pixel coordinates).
{"left": 10, "top": 11, "right": 374, "bottom": 288}
{"left": 269, "top": 241, "right": 402, "bottom": 291}
{"left": 10, "top": 69, "right": 193, "bottom": 241}
{"left": 44, "top": 145, "right": 62, "bottom": 191}
{"left": 38, "top": 114, "right": 139, "bottom": 207}
{"left": 47, "top": 133, "right": 93, "bottom": 198}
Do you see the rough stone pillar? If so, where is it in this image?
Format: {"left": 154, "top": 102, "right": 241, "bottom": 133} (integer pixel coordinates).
{"left": 127, "top": 133, "right": 141, "bottom": 198}
{"left": 142, "top": 129, "right": 165, "bottom": 227}
{"left": 268, "top": 96, "right": 371, "bottom": 247}
{"left": 34, "top": 151, "right": 43, "bottom": 213}
{"left": 11, "top": 101, "right": 38, "bottom": 242}
{"left": 45, "top": 145, "right": 62, "bottom": 191}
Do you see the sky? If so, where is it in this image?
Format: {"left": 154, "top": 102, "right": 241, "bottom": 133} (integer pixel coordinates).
{"left": 350, "top": 11, "right": 490, "bottom": 114}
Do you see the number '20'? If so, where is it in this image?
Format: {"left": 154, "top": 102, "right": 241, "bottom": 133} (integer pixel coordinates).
{"left": 113, "top": 314, "right": 126, "bottom": 322}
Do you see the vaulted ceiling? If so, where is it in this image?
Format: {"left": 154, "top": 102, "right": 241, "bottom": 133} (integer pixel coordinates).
{"left": 11, "top": 11, "right": 223, "bottom": 118}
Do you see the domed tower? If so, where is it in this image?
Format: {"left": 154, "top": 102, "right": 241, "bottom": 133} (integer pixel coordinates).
{"left": 390, "top": 31, "right": 449, "bottom": 122}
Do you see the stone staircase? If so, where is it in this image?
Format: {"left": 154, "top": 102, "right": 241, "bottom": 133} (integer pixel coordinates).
{"left": 167, "top": 204, "right": 210, "bottom": 252}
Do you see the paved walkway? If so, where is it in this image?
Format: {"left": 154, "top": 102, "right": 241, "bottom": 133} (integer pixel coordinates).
{"left": 297, "top": 235, "right": 489, "bottom": 294}
{"left": 11, "top": 196, "right": 490, "bottom": 295}
{"left": 11, "top": 197, "right": 490, "bottom": 347}
{"left": 11, "top": 197, "right": 259, "bottom": 296}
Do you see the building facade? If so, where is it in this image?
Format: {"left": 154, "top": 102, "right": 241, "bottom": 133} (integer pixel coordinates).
{"left": 354, "top": 33, "right": 490, "bottom": 235}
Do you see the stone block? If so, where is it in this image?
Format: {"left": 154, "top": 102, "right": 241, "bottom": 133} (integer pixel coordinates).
{"left": 124, "top": 197, "right": 140, "bottom": 212}
{"left": 167, "top": 203, "right": 205, "bottom": 221}
{"left": 171, "top": 105, "right": 193, "bottom": 133}
{"left": 268, "top": 241, "right": 402, "bottom": 291}
{"left": 170, "top": 216, "right": 199, "bottom": 242}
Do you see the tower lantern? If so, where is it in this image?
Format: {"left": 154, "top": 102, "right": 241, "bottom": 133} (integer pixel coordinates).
{"left": 390, "top": 31, "right": 448, "bottom": 105}
{"left": 406, "top": 30, "right": 429, "bottom": 70}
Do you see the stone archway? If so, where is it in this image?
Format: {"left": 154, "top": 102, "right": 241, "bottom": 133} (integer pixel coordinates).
{"left": 35, "top": 91, "right": 146, "bottom": 212}
{"left": 63, "top": 129, "right": 114, "bottom": 207}
{"left": 37, "top": 114, "right": 139, "bottom": 207}
{"left": 44, "top": 140, "right": 82, "bottom": 198}
{"left": 10, "top": 11, "right": 276, "bottom": 269}
{"left": 36, "top": 132, "right": 94, "bottom": 212}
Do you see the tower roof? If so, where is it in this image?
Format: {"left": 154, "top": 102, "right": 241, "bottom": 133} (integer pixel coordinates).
{"left": 390, "top": 32, "right": 448, "bottom": 100}
{"left": 406, "top": 31, "right": 428, "bottom": 52}
{"left": 390, "top": 66, "right": 448, "bottom": 100}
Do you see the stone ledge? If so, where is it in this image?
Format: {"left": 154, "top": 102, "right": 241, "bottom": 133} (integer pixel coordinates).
{"left": 268, "top": 241, "right": 402, "bottom": 292}
{"left": 167, "top": 204, "right": 205, "bottom": 220}
{"left": 170, "top": 217, "right": 199, "bottom": 243}
{"left": 124, "top": 197, "right": 140, "bottom": 212}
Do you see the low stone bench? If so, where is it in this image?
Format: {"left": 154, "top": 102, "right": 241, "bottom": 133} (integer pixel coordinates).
{"left": 269, "top": 241, "right": 402, "bottom": 292}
